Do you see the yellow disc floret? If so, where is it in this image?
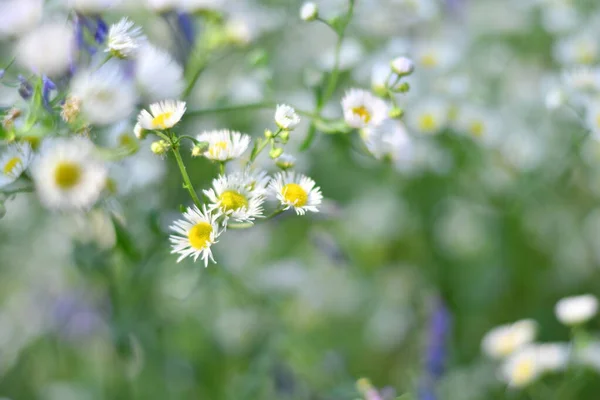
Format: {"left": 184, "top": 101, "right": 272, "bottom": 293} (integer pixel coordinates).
{"left": 219, "top": 190, "right": 248, "bottom": 211}
{"left": 352, "top": 106, "right": 372, "bottom": 123}
{"left": 54, "top": 162, "right": 82, "bottom": 190}
{"left": 283, "top": 183, "right": 308, "bottom": 207}
{"left": 188, "top": 222, "right": 213, "bottom": 250}
{"left": 418, "top": 113, "right": 437, "bottom": 132}
{"left": 208, "top": 141, "right": 228, "bottom": 158}
{"left": 3, "top": 157, "right": 21, "bottom": 176}
{"left": 152, "top": 112, "right": 172, "bottom": 129}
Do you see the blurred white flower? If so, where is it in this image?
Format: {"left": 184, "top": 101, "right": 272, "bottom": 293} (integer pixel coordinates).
{"left": 32, "top": 138, "right": 107, "bottom": 210}
{"left": 454, "top": 105, "right": 498, "bottom": 145}
{"left": 391, "top": 56, "right": 415, "bottom": 76}
{"left": 407, "top": 100, "right": 448, "bottom": 134}
{"left": 554, "top": 32, "right": 598, "bottom": 66}
{"left": 541, "top": 2, "right": 578, "bottom": 34}
{"left": 413, "top": 40, "right": 459, "bottom": 71}
{"left": 342, "top": 89, "right": 389, "bottom": 129}
{"left": 319, "top": 39, "right": 363, "bottom": 71}
{"left": 16, "top": 22, "right": 75, "bottom": 76}
{"left": 137, "top": 100, "right": 186, "bottom": 130}
{"left": 0, "top": 142, "right": 32, "bottom": 188}
{"left": 481, "top": 319, "right": 537, "bottom": 359}
{"left": 0, "top": 0, "right": 42, "bottom": 38}
{"left": 71, "top": 62, "right": 137, "bottom": 126}
{"left": 135, "top": 44, "right": 184, "bottom": 102}
{"left": 179, "top": 0, "right": 224, "bottom": 11}
{"left": 204, "top": 172, "right": 266, "bottom": 224}
{"left": 500, "top": 346, "right": 541, "bottom": 388}
{"left": 362, "top": 119, "right": 414, "bottom": 169}
{"left": 269, "top": 172, "right": 322, "bottom": 215}
{"left": 275, "top": 104, "right": 300, "bottom": 130}
{"left": 555, "top": 294, "right": 598, "bottom": 325}
{"left": 196, "top": 130, "right": 251, "bottom": 162}
{"left": 535, "top": 343, "right": 570, "bottom": 373}
{"left": 170, "top": 205, "right": 222, "bottom": 266}
{"left": 145, "top": 0, "right": 178, "bottom": 12}
{"left": 68, "top": 0, "right": 123, "bottom": 12}
{"left": 106, "top": 18, "right": 145, "bottom": 59}
{"left": 300, "top": 2, "right": 318, "bottom": 22}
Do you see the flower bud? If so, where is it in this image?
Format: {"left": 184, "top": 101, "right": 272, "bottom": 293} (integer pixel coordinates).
{"left": 275, "top": 153, "right": 296, "bottom": 170}
{"left": 279, "top": 130, "right": 290, "bottom": 144}
{"left": 264, "top": 129, "right": 274, "bottom": 139}
{"left": 389, "top": 107, "right": 404, "bottom": 119}
{"left": 151, "top": 140, "right": 170, "bottom": 155}
{"left": 300, "top": 2, "right": 318, "bottom": 22}
{"left": 391, "top": 56, "right": 415, "bottom": 76}
{"left": 269, "top": 147, "right": 284, "bottom": 159}
{"left": 394, "top": 82, "right": 410, "bottom": 93}
{"left": 191, "top": 142, "right": 209, "bottom": 157}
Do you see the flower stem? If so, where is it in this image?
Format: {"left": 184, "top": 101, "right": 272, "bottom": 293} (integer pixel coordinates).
{"left": 171, "top": 141, "right": 202, "bottom": 209}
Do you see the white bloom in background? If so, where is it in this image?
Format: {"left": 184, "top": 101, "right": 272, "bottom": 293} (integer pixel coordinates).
{"left": 71, "top": 62, "right": 137, "bottom": 126}
{"left": 454, "top": 106, "right": 498, "bottom": 145}
{"left": 500, "top": 346, "right": 541, "bottom": 388}
{"left": 145, "top": 0, "right": 179, "bottom": 12}
{"left": 135, "top": 44, "right": 184, "bottom": 102}
{"left": 554, "top": 32, "right": 598, "bottom": 66}
{"left": 137, "top": 100, "right": 186, "bottom": 130}
{"left": 555, "top": 294, "right": 598, "bottom": 325}
{"left": 169, "top": 205, "right": 222, "bottom": 266}
{"left": 196, "top": 130, "right": 251, "bottom": 162}
{"left": 545, "top": 87, "right": 565, "bottom": 110}
{"left": 179, "top": 0, "right": 225, "bottom": 12}
{"left": 16, "top": 23, "right": 75, "bottom": 76}
{"left": 275, "top": 104, "right": 301, "bottom": 130}
{"left": 204, "top": 172, "right": 266, "bottom": 223}
{"left": 275, "top": 153, "right": 296, "bottom": 170}
{"left": 535, "top": 343, "right": 570, "bottom": 373}
{"left": 31, "top": 138, "right": 107, "bottom": 210}
{"left": 269, "top": 172, "right": 322, "bottom": 215}
{"left": 407, "top": 100, "right": 448, "bottom": 134}
{"left": 0, "top": 0, "right": 43, "bottom": 38}
{"left": 562, "top": 67, "right": 600, "bottom": 99}
{"left": 0, "top": 142, "right": 32, "bottom": 188}
{"left": 481, "top": 319, "right": 537, "bottom": 359}
{"left": 225, "top": 18, "right": 253, "bottom": 46}
{"left": 414, "top": 41, "right": 459, "bottom": 71}
{"left": 390, "top": 56, "right": 415, "bottom": 76}
{"left": 363, "top": 119, "right": 414, "bottom": 168}
{"left": 106, "top": 17, "right": 145, "bottom": 59}
{"left": 371, "top": 63, "right": 393, "bottom": 94}
{"left": 300, "top": 2, "right": 318, "bottom": 21}
{"left": 320, "top": 39, "right": 363, "bottom": 71}
{"left": 342, "top": 89, "right": 389, "bottom": 129}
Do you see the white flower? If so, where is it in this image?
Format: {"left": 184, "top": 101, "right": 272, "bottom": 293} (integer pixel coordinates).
{"left": 363, "top": 119, "right": 414, "bottom": 169}
{"left": 407, "top": 100, "right": 448, "bottom": 134}
{"left": 275, "top": 104, "right": 300, "bottom": 130}
{"left": 196, "top": 130, "right": 251, "bottom": 162}
{"left": 555, "top": 294, "right": 598, "bottom": 325}
{"left": 68, "top": 0, "right": 122, "bottom": 13}
{"left": 169, "top": 205, "right": 222, "bottom": 266}
{"left": 0, "top": 0, "right": 42, "bottom": 38}
{"left": 535, "top": 343, "right": 570, "bottom": 373}
{"left": 134, "top": 123, "right": 145, "bottom": 139}
{"left": 0, "top": 142, "right": 32, "bottom": 188}
{"left": 145, "top": 0, "right": 179, "bottom": 12}
{"left": 105, "top": 17, "right": 145, "bottom": 59}
{"left": 300, "top": 2, "right": 318, "bottom": 21}
{"left": 135, "top": 44, "right": 184, "bottom": 102}
{"left": 31, "top": 138, "right": 107, "bottom": 210}
{"left": 137, "top": 100, "right": 186, "bottom": 130}
{"left": 341, "top": 89, "right": 389, "bottom": 129}
{"left": 481, "top": 319, "right": 537, "bottom": 359}
{"left": 16, "top": 22, "right": 75, "bottom": 76}
{"left": 500, "top": 346, "right": 541, "bottom": 388}
{"left": 71, "top": 62, "right": 137, "bottom": 126}
{"left": 390, "top": 56, "right": 415, "bottom": 76}
{"left": 414, "top": 41, "right": 459, "bottom": 71}
{"left": 554, "top": 32, "right": 598, "bottom": 66}
{"left": 269, "top": 172, "right": 322, "bottom": 215}
{"left": 275, "top": 153, "right": 296, "bottom": 170}
{"left": 204, "top": 171, "right": 266, "bottom": 224}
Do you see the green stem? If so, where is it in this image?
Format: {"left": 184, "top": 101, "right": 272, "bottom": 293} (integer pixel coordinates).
{"left": 186, "top": 102, "right": 276, "bottom": 117}
{"left": 265, "top": 208, "right": 285, "bottom": 220}
{"left": 183, "top": 55, "right": 210, "bottom": 98}
{"left": 171, "top": 143, "right": 202, "bottom": 209}
{"left": 1, "top": 185, "right": 34, "bottom": 196}
{"left": 219, "top": 162, "right": 225, "bottom": 175}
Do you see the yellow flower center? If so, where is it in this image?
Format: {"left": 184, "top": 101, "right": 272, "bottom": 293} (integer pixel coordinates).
{"left": 418, "top": 114, "right": 437, "bottom": 132}
{"left": 54, "top": 162, "right": 82, "bottom": 190}
{"left": 188, "top": 222, "right": 212, "bottom": 250}
{"left": 283, "top": 183, "right": 308, "bottom": 207}
{"left": 3, "top": 157, "right": 21, "bottom": 176}
{"left": 469, "top": 121, "right": 485, "bottom": 137}
{"left": 352, "top": 106, "right": 372, "bottom": 123}
{"left": 421, "top": 53, "right": 438, "bottom": 68}
{"left": 118, "top": 134, "right": 136, "bottom": 148}
{"left": 576, "top": 44, "right": 595, "bottom": 65}
{"left": 219, "top": 190, "right": 248, "bottom": 211}
{"left": 512, "top": 359, "right": 535, "bottom": 387}
{"left": 152, "top": 112, "right": 172, "bottom": 129}
{"left": 208, "top": 141, "right": 229, "bottom": 157}
{"left": 497, "top": 334, "right": 517, "bottom": 356}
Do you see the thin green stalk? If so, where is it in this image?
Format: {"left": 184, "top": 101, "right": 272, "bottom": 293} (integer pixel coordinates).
{"left": 171, "top": 143, "right": 202, "bottom": 209}
{"left": 186, "top": 102, "right": 276, "bottom": 117}
{"left": 1, "top": 186, "right": 34, "bottom": 196}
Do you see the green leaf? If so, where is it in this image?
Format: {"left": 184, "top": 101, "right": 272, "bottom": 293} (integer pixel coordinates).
{"left": 111, "top": 214, "right": 142, "bottom": 262}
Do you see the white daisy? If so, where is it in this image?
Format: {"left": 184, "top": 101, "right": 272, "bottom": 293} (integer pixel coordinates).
{"left": 269, "top": 172, "right": 322, "bottom": 215}
{"left": 275, "top": 104, "right": 301, "bottom": 130}
{"left": 137, "top": 100, "right": 186, "bottom": 130}
{"left": 105, "top": 17, "right": 145, "bottom": 59}
{"left": 500, "top": 346, "right": 541, "bottom": 388}
{"left": 407, "top": 99, "right": 448, "bottom": 135}
{"left": 0, "top": 142, "right": 32, "bottom": 188}
{"left": 555, "top": 294, "right": 598, "bottom": 326}
{"left": 70, "top": 61, "right": 137, "bottom": 126}
{"left": 390, "top": 56, "right": 415, "bottom": 76}
{"left": 16, "top": 22, "right": 75, "bottom": 76}
{"left": 169, "top": 205, "right": 222, "bottom": 266}
{"left": 300, "top": 2, "right": 318, "bottom": 21}
{"left": 31, "top": 138, "right": 108, "bottom": 210}
{"left": 481, "top": 319, "right": 537, "bottom": 359}
{"left": 196, "top": 130, "right": 251, "bottom": 162}
{"left": 554, "top": 32, "right": 598, "bottom": 66}
{"left": 341, "top": 89, "right": 389, "bottom": 129}
{"left": 0, "top": 0, "right": 42, "bottom": 38}
{"left": 362, "top": 119, "right": 414, "bottom": 169}
{"left": 135, "top": 43, "right": 184, "bottom": 102}
{"left": 204, "top": 171, "right": 266, "bottom": 223}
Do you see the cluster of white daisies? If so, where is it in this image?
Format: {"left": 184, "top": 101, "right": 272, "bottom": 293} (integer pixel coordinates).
{"left": 481, "top": 294, "right": 599, "bottom": 388}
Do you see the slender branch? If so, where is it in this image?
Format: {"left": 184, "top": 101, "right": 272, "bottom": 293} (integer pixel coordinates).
{"left": 171, "top": 142, "right": 202, "bottom": 208}
{"left": 1, "top": 186, "right": 34, "bottom": 196}
{"left": 186, "top": 102, "right": 276, "bottom": 117}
